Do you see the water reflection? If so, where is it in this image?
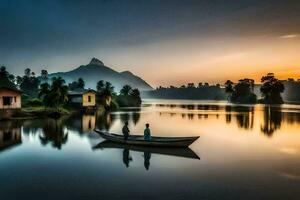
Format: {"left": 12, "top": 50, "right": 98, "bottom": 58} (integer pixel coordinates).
{"left": 96, "top": 111, "right": 115, "bottom": 131}
{"left": 2, "top": 102, "right": 300, "bottom": 199}
{"left": 0, "top": 120, "right": 22, "bottom": 151}
{"left": 0, "top": 110, "right": 141, "bottom": 151}
{"left": 39, "top": 118, "right": 69, "bottom": 149}
{"left": 260, "top": 106, "right": 282, "bottom": 137}
{"left": 93, "top": 140, "right": 200, "bottom": 170}
{"left": 154, "top": 103, "right": 300, "bottom": 135}
{"left": 123, "top": 149, "right": 133, "bottom": 168}
{"left": 1, "top": 103, "right": 300, "bottom": 153}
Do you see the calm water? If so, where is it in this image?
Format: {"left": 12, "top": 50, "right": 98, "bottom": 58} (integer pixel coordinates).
{"left": 1, "top": 100, "right": 300, "bottom": 200}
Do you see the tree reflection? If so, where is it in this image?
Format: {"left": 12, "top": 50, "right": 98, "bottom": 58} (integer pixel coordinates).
{"left": 235, "top": 107, "right": 254, "bottom": 130}
{"left": 39, "top": 118, "right": 68, "bottom": 149}
{"left": 225, "top": 105, "right": 232, "bottom": 124}
{"left": 260, "top": 106, "right": 282, "bottom": 137}
{"left": 120, "top": 113, "right": 130, "bottom": 124}
{"left": 96, "top": 111, "right": 115, "bottom": 131}
{"left": 118, "top": 110, "right": 141, "bottom": 126}
{"left": 132, "top": 111, "right": 141, "bottom": 125}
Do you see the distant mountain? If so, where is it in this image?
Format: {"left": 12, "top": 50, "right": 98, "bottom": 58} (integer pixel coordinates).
{"left": 48, "top": 58, "right": 153, "bottom": 92}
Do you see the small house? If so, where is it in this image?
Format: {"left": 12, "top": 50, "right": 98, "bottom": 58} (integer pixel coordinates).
{"left": 0, "top": 83, "right": 22, "bottom": 109}
{"left": 68, "top": 88, "right": 97, "bottom": 108}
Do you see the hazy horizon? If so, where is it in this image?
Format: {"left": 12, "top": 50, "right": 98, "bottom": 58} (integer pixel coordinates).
{"left": 1, "top": 0, "right": 300, "bottom": 87}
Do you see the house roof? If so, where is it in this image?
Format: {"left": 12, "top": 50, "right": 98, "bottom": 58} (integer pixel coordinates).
{"left": 0, "top": 78, "right": 21, "bottom": 93}
{"left": 68, "top": 88, "right": 97, "bottom": 96}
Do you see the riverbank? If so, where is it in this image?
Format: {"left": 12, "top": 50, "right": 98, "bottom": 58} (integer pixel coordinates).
{"left": 0, "top": 105, "right": 106, "bottom": 121}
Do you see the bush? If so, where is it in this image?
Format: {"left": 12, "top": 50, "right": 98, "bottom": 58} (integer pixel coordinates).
{"left": 26, "top": 98, "right": 44, "bottom": 107}
{"left": 116, "top": 95, "right": 142, "bottom": 107}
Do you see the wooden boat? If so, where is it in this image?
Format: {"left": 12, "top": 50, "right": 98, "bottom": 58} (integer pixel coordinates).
{"left": 94, "top": 129, "right": 199, "bottom": 147}
{"left": 93, "top": 140, "right": 200, "bottom": 159}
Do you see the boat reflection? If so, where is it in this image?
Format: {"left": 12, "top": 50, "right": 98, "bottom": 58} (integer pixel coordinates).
{"left": 93, "top": 140, "right": 200, "bottom": 170}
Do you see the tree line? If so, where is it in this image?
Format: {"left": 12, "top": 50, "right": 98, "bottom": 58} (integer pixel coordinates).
{"left": 0, "top": 66, "right": 141, "bottom": 109}
{"left": 147, "top": 73, "right": 288, "bottom": 104}
{"left": 225, "top": 73, "right": 285, "bottom": 104}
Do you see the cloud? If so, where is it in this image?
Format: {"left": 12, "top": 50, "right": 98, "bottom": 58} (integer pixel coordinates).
{"left": 279, "top": 34, "right": 300, "bottom": 39}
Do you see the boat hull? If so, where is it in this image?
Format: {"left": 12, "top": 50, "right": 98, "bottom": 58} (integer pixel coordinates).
{"left": 94, "top": 129, "right": 199, "bottom": 147}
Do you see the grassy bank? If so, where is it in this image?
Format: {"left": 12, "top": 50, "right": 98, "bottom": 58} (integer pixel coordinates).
{"left": 0, "top": 105, "right": 105, "bottom": 121}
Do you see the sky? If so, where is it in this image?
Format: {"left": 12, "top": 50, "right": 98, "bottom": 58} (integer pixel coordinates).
{"left": 1, "top": 0, "right": 300, "bottom": 87}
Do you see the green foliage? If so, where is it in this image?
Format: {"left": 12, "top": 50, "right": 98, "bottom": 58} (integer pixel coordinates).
{"left": 226, "top": 79, "right": 257, "bottom": 104}
{"left": 97, "top": 80, "right": 105, "bottom": 91}
{"left": 0, "top": 66, "right": 20, "bottom": 93}
{"left": 0, "top": 66, "right": 9, "bottom": 78}
{"left": 19, "top": 68, "right": 40, "bottom": 97}
{"left": 68, "top": 78, "right": 85, "bottom": 90}
{"left": 41, "top": 69, "right": 48, "bottom": 83}
{"left": 26, "top": 98, "right": 43, "bottom": 107}
{"left": 130, "top": 88, "right": 140, "bottom": 97}
{"left": 116, "top": 95, "right": 142, "bottom": 107}
{"left": 146, "top": 85, "right": 226, "bottom": 100}
{"left": 225, "top": 80, "right": 234, "bottom": 94}
{"left": 96, "top": 80, "right": 116, "bottom": 109}
{"left": 39, "top": 77, "right": 69, "bottom": 109}
{"left": 120, "top": 85, "right": 132, "bottom": 96}
{"left": 260, "top": 73, "right": 284, "bottom": 104}
{"left": 117, "top": 85, "right": 142, "bottom": 107}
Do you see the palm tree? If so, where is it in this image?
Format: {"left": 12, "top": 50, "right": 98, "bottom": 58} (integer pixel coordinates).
{"left": 102, "top": 81, "right": 115, "bottom": 106}
{"left": 39, "top": 83, "right": 50, "bottom": 107}
{"left": 41, "top": 69, "right": 48, "bottom": 83}
{"left": 120, "top": 85, "right": 132, "bottom": 96}
{"left": 0, "top": 66, "right": 8, "bottom": 78}
{"left": 97, "top": 80, "right": 105, "bottom": 92}
{"left": 47, "top": 77, "right": 69, "bottom": 109}
{"left": 130, "top": 88, "right": 140, "bottom": 97}
{"left": 25, "top": 68, "right": 31, "bottom": 77}
{"left": 78, "top": 78, "right": 85, "bottom": 89}
{"left": 105, "top": 81, "right": 114, "bottom": 93}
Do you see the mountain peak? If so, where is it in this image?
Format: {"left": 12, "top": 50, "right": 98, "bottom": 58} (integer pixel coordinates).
{"left": 121, "top": 71, "right": 134, "bottom": 75}
{"left": 89, "top": 58, "right": 104, "bottom": 66}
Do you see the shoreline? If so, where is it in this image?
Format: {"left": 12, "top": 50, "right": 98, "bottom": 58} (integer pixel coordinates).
{"left": 0, "top": 106, "right": 105, "bottom": 121}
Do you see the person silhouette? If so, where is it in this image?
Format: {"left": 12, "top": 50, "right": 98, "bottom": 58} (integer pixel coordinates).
{"left": 144, "top": 123, "right": 151, "bottom": 141}
{"left": 122, "top": 122, "right": 130, "bottom": 140}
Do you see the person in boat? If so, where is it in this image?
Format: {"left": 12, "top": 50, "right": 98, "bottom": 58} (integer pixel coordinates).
{"left": 122, "top": 122, "right": 130, "bottom": 140}
{"left": 144, "top": 123, "right": 151, "bottom": 141}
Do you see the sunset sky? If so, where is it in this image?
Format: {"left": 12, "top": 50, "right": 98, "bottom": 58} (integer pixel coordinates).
{"left": 1, "top": 0, "right": 300, "bottom": 87}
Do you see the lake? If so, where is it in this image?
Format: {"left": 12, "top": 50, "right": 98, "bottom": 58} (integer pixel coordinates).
{"left": 1, "top": 99, "right": 300, "bottom": 200}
